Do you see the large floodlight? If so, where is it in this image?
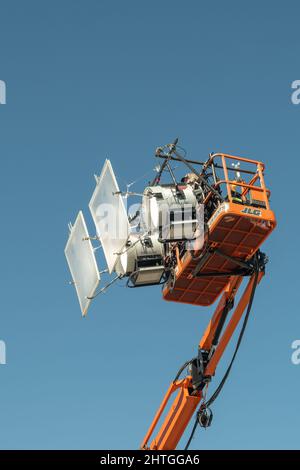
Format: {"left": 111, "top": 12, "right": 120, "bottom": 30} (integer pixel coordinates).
{"left": 64, "top": 211, "right": 100, "bottom": 316}
{"left": 89, "top": 159, "right": 130, "bottom": 273}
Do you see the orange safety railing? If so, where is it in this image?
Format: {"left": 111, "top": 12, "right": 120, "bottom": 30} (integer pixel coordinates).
{"left": 202, "top": 153, "right": 271, "bottom": 210}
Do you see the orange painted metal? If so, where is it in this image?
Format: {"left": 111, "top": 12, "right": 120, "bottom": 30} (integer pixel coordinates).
{"left": 141, "top": 378, "right": 201, "bottom": 450}
{"left": 205, "top": 271, "right": 264, "bottom": 376}
{"left": 163, "top": 202, "right": 275, "bottom": 306}
{"left": 209, "top": 152, "right": 265, "bottom": 167}
{"left": 141, "top": 272, "right": 263, "bottom": 450}
{"left": 199, "top": 276, "right": 242, "bottom": 351}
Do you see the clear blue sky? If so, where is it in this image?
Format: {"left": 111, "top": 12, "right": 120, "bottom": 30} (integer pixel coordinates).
{"left": 0, "top": 0, "right": 299, "bottom": 450}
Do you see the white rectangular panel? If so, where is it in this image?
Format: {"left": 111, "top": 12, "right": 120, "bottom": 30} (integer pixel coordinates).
{"left": 89, "top": 159, "right": 130, "bottom": 273}
{"left": 65, "top": 211, "right": 100, "bottom": 316}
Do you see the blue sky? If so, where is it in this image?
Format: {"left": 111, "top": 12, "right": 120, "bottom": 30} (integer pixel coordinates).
{"left": 0, "top": 0, "right": 299, "bottom": 449}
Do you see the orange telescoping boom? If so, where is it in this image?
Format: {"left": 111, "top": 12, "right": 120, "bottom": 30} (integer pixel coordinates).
{"left": 141, "top": 152, "right": 276, "bottom": 450}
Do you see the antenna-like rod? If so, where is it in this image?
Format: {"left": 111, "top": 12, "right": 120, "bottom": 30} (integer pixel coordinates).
{"left": 87, "top": 274, "right": 123, "bottom": 300}
{"left": 151, "top": 137, "right": 179, "bottom": 185}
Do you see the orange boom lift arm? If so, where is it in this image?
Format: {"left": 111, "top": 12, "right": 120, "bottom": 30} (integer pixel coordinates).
{"left": 141, "top": 268, "right": 264, "bottom": 450}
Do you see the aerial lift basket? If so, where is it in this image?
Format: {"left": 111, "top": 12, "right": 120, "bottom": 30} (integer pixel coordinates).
{"left": 163, "top": 154, "right": 276, "bottom": 306}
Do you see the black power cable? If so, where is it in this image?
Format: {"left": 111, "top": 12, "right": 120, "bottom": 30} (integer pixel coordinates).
{"left": 184, "top": 415, "right": 199, "bottom": 450}
{"left": 184, "top": 257, "right": 260, "bottom": 450}
{"left": 173, "top": 358, "right": 195, "bottom": 383}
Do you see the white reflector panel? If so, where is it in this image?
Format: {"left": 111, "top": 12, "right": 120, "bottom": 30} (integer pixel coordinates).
{"left": 89, "top": 160, "right": 130, "bottom": 273}
{"left": 64, "top": 211, "right": 100, "bottom": 316}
